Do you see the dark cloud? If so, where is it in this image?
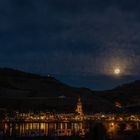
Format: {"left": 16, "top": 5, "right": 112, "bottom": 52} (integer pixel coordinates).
{"left": 0, "top": 0, "right": 140, "bottom": 89}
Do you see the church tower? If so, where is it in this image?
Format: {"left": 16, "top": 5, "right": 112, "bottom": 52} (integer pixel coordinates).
{"left": 75, "top": 97, "right": 83, "bottom": 115}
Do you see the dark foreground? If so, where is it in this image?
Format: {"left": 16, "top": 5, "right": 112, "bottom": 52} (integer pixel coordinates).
{"left": 1, "top": 135, "right": 140, "bottom": 140}
{"left": 1, "top": 130, "right": 140, "bottom": 140}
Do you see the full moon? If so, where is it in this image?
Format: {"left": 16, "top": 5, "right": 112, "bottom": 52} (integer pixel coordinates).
{"left": 114, "top": 68, "right": 121, "bottom": 75}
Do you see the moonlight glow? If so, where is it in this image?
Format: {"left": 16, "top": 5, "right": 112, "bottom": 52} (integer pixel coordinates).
{"left": 114, "top": 68, "right": 121, "bottom": 75}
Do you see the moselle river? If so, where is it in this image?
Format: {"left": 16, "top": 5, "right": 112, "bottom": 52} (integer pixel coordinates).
{"left": 1, "top": 122, "right": 89, "bottom": 136}
{"left": 0, "top": 121, "right": 140, "bottom": 138}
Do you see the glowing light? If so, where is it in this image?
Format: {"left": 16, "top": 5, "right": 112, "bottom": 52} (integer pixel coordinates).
{"left": 114, "top": 68, "right": 120, "bottom": 75}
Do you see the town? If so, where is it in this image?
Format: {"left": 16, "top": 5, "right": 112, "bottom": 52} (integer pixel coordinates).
{"left": 0, "top": 97, "right": 139, "bottom": 139}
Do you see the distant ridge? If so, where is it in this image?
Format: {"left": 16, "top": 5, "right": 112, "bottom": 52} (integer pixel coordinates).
{"left": 0, "top": 67, "right": 140, "bottom": 113}
{"left": 0, "top": 68, "right": 114, "bottom": 113}
{"left": 97, "top": 80, "right": 140, "bottom": 113}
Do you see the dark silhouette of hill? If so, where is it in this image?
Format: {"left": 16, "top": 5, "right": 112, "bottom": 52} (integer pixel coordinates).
{"left": 0, "top": 68, "right": 114, "bottom": 113}
{"left": 97, "top": 80, "right": 140, "bottom": 113}
{"left": 1, "top": 68, "right": 140, "bottom": 113}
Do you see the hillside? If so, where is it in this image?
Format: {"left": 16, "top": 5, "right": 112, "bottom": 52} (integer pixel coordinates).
{"left": 0, "top": 68, "right": 114, "bottom": 113}
{"left": 97, "top": 80, "right": 140, "bottom": 113}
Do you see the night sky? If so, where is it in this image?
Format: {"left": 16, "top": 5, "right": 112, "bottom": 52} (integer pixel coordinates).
{"left": 1, "top": 0, "right": 140, "bottom": 90}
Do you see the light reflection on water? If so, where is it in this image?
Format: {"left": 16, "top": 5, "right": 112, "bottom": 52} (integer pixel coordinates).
{"left": 2, "top": 122, "right": 85, "bottom": 136}
{"left": 0, "top": 121, "right": 140, "bottom": 137}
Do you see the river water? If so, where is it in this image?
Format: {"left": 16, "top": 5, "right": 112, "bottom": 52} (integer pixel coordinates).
{"left": 0, "top": 121, "right": 140, "bottom": 138}
{"left": 1, "top": 122, "right": 88, "bottom": 136}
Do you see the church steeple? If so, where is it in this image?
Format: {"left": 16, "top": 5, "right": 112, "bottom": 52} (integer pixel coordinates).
{"left": 75, "top": 97, "right": 83, "bottom": 115}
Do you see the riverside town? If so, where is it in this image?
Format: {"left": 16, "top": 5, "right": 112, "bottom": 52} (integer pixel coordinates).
{"left": 0, "top": 97, "right": 140, "bottom": 140}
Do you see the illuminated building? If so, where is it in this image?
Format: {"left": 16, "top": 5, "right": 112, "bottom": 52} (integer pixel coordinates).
{"left": 75, "top": 97, "right": 83, "bottom": 116}
{"left": 115, "top": 101, "right": 122, "bottom": 109}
